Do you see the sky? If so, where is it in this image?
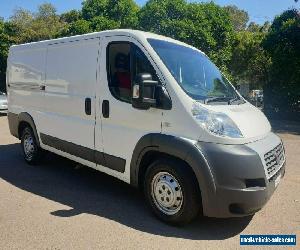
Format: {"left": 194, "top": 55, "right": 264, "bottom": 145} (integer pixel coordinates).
{"left": 0, "top": 0, "right": 299, "bottom": 24}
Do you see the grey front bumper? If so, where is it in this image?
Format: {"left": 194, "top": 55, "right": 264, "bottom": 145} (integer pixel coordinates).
{"left": 196, "top": 132, "right": 285, "bottom": 218}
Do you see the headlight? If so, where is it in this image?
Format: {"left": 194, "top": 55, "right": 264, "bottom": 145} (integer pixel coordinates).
{"left": 191, "top": 102, "right": 243, "bottom": 138}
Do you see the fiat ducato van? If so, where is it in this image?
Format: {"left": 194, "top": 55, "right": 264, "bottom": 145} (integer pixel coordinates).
{"left": 6, "top": 30, "right": 286, "bottom": 225}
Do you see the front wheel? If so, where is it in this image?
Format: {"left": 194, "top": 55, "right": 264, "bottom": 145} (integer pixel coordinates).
{"left": 144, "top": 158, "right": 201, "bottom": 225}
{"left": 21, "top": 127, "right": 44, "bottom": 165}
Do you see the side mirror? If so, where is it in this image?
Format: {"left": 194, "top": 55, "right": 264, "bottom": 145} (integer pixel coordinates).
{"left": 132, "top": 73, "right": 158, "bottom": 110}
{"left": 132, "top": 73, "right": 172, "bottom": 110}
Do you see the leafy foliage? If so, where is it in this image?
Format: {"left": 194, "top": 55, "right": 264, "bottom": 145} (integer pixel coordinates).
{"left": 230, "top": 31, "right": 271, "bottom": 88}
{"left": 8, "top": 4, "right": 66, "bottom": 43}
{"left": 60, "top": 10, "right": 82, "bottom": 24}
{"left": 263, "top": 9, "right": 300, "bottom": 112}
{"left": 61, "top": 0, "right": 139, "bottom": 36}
{"left": 82, "top": 0, "right": 139, "bottom": 28}
{"left": 90, "top": 16, "right": 119, "bottom": 31}
{"left": 224, "top": 5, "right": 249, "bottom": 31}
{"left": 0, "top": 20, "right": 13, "bottom": 92}
{"left": 62, "top": 19, "right": 92, "bottom": 36}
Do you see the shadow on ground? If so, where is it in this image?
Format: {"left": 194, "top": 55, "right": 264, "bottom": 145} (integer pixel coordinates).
{"left": 0, "top": 143, "right": 252, "bottom": 240}
{"left": 270, "top": 119, "right": 300, "bottom": 135}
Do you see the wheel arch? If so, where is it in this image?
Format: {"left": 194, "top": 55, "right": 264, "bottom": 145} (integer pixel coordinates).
{"left": 130, "top": 134, "right": 217, "bottom": 200}
{"left": 10, "top": 112, "right": 40, "bottom": 147}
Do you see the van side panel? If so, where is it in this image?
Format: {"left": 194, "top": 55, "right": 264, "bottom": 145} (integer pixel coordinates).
{"left": 7, "top": 46, "right": 46, "bottom": 116}
{"left": 38, "top": 38, "right": 100, "bottom": 151}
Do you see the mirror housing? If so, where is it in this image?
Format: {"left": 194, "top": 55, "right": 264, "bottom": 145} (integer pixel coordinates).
{"left": 132, "top": 73, "right": 172, "bottom": 110}
{"left": 132, "top": 73, "right": 158, "bottom": 110}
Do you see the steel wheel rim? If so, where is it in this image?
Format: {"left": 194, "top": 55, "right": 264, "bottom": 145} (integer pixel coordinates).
{"left": 151, "top": 171, "right": 183, "bottom": 215}
{"left": 23, "top": 133, "right": 35, "bottom": 160}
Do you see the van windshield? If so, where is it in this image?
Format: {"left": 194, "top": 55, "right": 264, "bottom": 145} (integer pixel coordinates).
{"left": 148, "top": 39, "right": 242, "bottom": 104}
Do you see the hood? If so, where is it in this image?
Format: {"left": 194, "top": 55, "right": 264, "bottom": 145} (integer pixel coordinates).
{"left": 209, "top": 103, "right": 271, "bottom": 139}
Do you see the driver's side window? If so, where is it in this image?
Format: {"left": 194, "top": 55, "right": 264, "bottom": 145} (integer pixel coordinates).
{"left": 107, "top": 42, "right": 158, "bottom": 103}
{"left": 133, "top": 46, "right": 159, "bottom": 82}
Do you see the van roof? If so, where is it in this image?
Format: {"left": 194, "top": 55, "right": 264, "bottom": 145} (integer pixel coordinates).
{"left": 10, "top": 29, "right": 194, "bottom": 50}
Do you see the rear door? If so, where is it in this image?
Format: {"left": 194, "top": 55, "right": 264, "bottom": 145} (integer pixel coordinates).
{"left": 96, "top": 36, "right": 162, "bottom": 183}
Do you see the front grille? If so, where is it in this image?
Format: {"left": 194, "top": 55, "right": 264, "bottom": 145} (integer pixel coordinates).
{"left": 264, "top": 143, "right": 285, "bottom": 178}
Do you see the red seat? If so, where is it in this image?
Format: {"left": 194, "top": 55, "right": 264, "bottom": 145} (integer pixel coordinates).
{"left": 116, "top": 72, "right": 131, "bottom": 89}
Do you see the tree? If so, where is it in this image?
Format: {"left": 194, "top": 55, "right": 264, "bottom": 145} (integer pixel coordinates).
{"left": 0, "top": 19, "right": 14, "bottom": 92}
{"left": 138, "top": 0, "right": 187, "bottom": 33}
{"left": 106, "top": 0, "right": 139, "bottom": 28}
{"left": 60, "top": 10, "right": 82, "bottom": 23}
{"left": 82, "top": 0, "right": 108, "bottom": 20}
{"left": 230, "top": 31, "right": 271, "bottom": 89}
{"left": 247, "top": 22, "right": 261, "bottom": 32}
{"left": 82, "top": 0, "right": 139, "bottom": 28}
{"left": 261, "top": 21, "right": 271, "bottom": 33}
{"left": 32, "top": 3, "right": 66, "bottom": 40}
{"left": 246, "top": 21, "right": 271, "bottom": 33}
{"left": 90, "top": 16, "right": 119, "bottom": 31}
{"left": 64, "top": 19, "right": 92, "bottom": 36}
{"left": 10, "top": 7, "right": 33, "bottom": 26}
{"left": 139, "top": 0, "right": 235, "bottom": 77}
{"left": 8, "top": 8, "right": 34, "bottom": 43}
{"left": 8, "top": 3, "right": 66, "bottom": 43}
{"left": 36, "top": 3, "right": 56, "bottom": 19}
{"left": 263, "top": 9, "right": 300, "bottom": 113}
{"left": 224, "top": 5, "right": 249, "bottom": 31}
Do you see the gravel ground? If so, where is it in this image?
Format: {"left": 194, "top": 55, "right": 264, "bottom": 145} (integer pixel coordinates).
{"left": 0, "top": 115, "right": 299, "bottom": 250}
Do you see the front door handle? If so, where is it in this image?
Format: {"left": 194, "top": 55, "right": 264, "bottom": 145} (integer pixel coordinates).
{"left": 102, "top": 100, "right": 109, "bottom": 118}
{"left": 85, "top": 98, "right": 91, "bottom": 115}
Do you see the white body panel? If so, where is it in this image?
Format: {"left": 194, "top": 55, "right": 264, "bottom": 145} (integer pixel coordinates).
{"left": 6, "top": 29, "right": 272, "bottom": 185}
{"left": 7, "top": 45, "right": 46, "bottom": 114}
{"left": 41, "top": 38, "right": 99, "bottom": 150}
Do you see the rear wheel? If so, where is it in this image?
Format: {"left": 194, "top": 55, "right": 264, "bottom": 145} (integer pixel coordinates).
{"left": 144, "top": 158, "right": 201, "bottom": 225}
{"left": 21, "top": 127, "right": 44, "bottom": 165}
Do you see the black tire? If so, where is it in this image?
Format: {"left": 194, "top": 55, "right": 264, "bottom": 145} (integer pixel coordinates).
{"left": 144, "top": 158, "right": 201, "bottom": 226}
{"left": 21, "top": 127, "right": 44, "bottom": 165}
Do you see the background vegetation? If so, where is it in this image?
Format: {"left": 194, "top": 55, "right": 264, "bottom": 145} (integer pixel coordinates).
{"left": 0, "top": 0, "right": 299, "bottom": 117}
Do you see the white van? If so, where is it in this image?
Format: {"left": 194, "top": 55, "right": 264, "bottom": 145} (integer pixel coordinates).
{"left": 6, "top": 30, "right": 286, "bottom": 225}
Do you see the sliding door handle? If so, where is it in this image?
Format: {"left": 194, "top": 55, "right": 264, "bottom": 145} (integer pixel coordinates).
{"left": 85, "top": 98, "right": 91, "bottom": 115}
{"left": 102, "top": 100, "right": 109, "bottom": 118}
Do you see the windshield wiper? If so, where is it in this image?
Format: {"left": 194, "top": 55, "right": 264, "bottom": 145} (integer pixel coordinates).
{"left": 229, "top": 96, "right": 245, "bottom": 105}
{"left": 204, "top": 96, "right": 245, "bottom": 105}
{"left": 229, "top": 96, "right": 239, "bottom": 105}
{"left": 204, "top": 96, "right": 231, "bottom": 104}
